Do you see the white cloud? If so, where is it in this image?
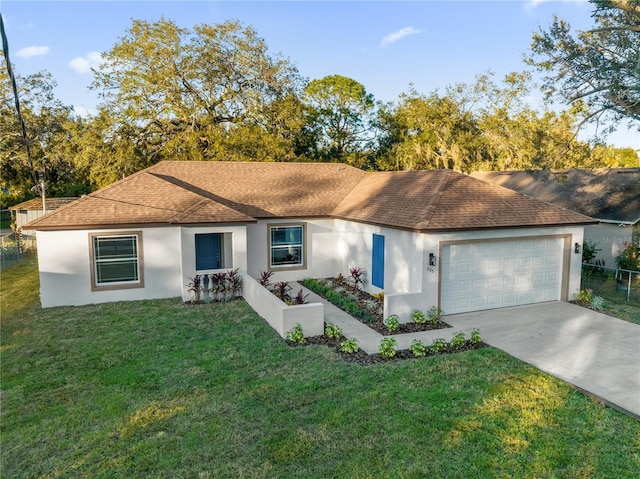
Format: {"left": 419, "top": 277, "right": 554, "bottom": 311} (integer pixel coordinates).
{"left": 15, "top": 45, "right": 50, "bottom": 58}
{"left": 380, "top": 26, "right": 422, "bottom": 48}
{"left": 68, "top": 51, "right": 104, "bottom": 74}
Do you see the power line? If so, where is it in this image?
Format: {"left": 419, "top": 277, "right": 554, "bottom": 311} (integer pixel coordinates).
{"left": 1, "top": 12, "right": 39, "bottom": 188}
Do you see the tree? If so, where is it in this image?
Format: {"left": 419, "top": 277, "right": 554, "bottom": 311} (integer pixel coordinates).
{"left": 303, "top": 75, "right": 378, "bottom": 166}
{"left": 528, "top": 0, "right": 640, "bottom": 134}
{"left": 590, "top": 144, "right": 640, "bottom": 166}
{"left": 87, "top": 18, "right": 307, "bottom": 180}
{"left": 466, "top": 72, "right": 592, "bottom": 171}
{"left": 377, "top": 87, "right": 484, "bottom": 172}
{"left": 375, "top": 73, "right": 595, "bottom": 172}
{"left": 0, "top": 70, "right": 89, "bottom": 202}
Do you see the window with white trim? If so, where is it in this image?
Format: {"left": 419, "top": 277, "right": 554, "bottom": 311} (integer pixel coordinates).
{"left": 269, "top": 224, "right": 305, "bottom": 269}
{"left": 91, "top": 233, "right": 143, "bottom": 289}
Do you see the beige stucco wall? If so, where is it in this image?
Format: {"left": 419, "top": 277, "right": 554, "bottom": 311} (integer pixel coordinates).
{"left": 584, "top": 223, "right": 634, "bottom": 268}
{"left": 36, "top": 219, "right": 586, "bottom": 316}
{"left": 246, "top": 219, "right": 339, "bottom": 282}
{"left": 333, "top": 219, "right": 423, "bottom": 295}
{"left": 244, "top": 218, "right": 424, "bottom": 296}
{"left": 179, "top": 225, "right": 248, "bottom": 302}
{"left": 37, "top": 227, "right": 183, "bottom": 308}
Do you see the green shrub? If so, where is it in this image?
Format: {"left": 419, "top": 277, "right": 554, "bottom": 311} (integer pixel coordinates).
{"left": 333, "top": 286, "right": 346, "bottom": 295}
{"left": 301, "top": 278, "right": 375, "bottom": 323}
{"left": 427, "top": 306, "right": 444, "bottom": 325}
{"left": 450, "top": 332, "right": 467, "bottom": 350}
{"left": 411, "top": 309, "right": 426, "bottom": 324}
{"left": 325, "top": 323, "right": 342, "bottom": 339}
{"left": 615, "top": 241, "right": 640, "bottom": 271}
{"left": 582, "top": 239, "right": 602, "bottom": 264}
{"left": 590, "top": 295, "right": 605, "bottom": 311}
{"left": 470, "top": 328, "right": 482, "bottom": 344}
{"left": 429, "top": 338, "right": 448, "bottom": 353}
{"left": 383, "top": 314, "right": 400, "bottom": 333}
{"left": 574, "top": 289, "right": 594, "bottom": 304}
{"left": 378, "top": 337, "right": 398, "bottom": 358}
{"left": 364, "top": 300, "right": 379, "bottom": 311}
{"left": 409, "top": 339, "right": 427, "bottom": 357}
{"left": 286, "top": 324, "right": 306, "bottom": 344}
{"left": 340, "top": 338, "right": 359, "bottom": 354}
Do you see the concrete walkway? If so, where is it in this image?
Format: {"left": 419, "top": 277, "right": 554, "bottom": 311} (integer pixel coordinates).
{"left": 445, "top": 302, "right": 640, "bottom": 419}
{"left": 293, "top": 282, "right": 467, "bottom": 354}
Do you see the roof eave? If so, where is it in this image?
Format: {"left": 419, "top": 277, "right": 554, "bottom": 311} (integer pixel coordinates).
{"left": 422, "top": 220, "right": 598, "bottom": 233}
{"left": 27, "top": 219, "right": 258, "bottom": 231}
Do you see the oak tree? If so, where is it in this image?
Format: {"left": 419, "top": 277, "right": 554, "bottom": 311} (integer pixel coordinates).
{"left": 528, "top": 0, "right": 640, "bottom": 133}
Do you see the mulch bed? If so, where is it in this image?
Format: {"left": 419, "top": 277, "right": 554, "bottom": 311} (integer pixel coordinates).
{"left": 303, "top": 277, "right": 452, "bottom": 335}
{"left": 287, "top": 335, "right": 488, "bottom": 366}
{"left": 369, "top": 320, "right": 451, "bottom": 335}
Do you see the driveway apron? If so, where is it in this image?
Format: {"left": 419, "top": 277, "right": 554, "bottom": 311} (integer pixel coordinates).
{"left": 445, "top": 302, "right": 640, "bottom": 419}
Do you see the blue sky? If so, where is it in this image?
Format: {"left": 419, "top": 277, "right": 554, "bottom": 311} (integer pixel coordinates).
{"left": 2, "top": 0, "right": 637, "bottom": 149}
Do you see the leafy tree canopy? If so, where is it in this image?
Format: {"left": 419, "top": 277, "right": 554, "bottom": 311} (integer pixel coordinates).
{"left": 303, "top": 75, "right": 378, "bottom": 166}
{"left": 528, "top": 0, "right": 640, "bottom": 134}
{"left": 0, "top": 69, "right": 89, "bottom": 203}
{"left": 85, "top": 17, "right": 306, "bottom": 186}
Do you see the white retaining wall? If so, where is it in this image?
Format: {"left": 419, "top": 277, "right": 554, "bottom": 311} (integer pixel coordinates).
{"left": 242, "top": 274, "right": 324, "bottom": 338}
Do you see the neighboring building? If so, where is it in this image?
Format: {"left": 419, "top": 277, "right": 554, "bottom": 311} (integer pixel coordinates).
{"left": 472, "top": 169, "right": 640, "bottom": 268}
{"left": 26, "top": 162, "right": 594, "bottom": 315}
{"left": 9, "top": 197, "right": 79, "bottom": 236}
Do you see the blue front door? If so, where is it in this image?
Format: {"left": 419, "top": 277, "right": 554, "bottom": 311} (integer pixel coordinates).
{"left": 195, "top": 233, "right": 222, "bottom": 270}
{"left": 372, "top": 234, "right": 385, "bottom": 289}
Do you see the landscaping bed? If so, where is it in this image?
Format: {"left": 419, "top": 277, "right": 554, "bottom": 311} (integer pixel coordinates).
{"left": 301, "top": 276, "right": 451, "bottom": 335}
{"left": 285, "top": 321, "right": 487, "bottom": 365}
{"left": 287, "top": 333, "right": 488, "bottom": 365}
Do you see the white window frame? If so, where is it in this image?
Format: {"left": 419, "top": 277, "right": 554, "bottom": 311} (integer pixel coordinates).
{"left": 268, "top": 223, "right": 306, "bottom": 270}
{"left": 89, "top": 231, "right": 144, "bottom": 291}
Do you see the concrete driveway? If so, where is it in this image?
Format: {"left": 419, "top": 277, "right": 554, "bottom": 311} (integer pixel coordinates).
{"left": 445, "top": 301, "right": 640, "bottom": 419}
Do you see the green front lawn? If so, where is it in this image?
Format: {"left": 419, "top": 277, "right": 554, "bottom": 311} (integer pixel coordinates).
{"left": 601, "top": 301, "right": 640, "bottom": 325}
{"left": 2, "top": 257, "right": 640, "bottom": 478}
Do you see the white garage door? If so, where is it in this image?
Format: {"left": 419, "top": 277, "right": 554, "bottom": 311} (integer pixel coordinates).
{"left": 441, "top": 237, "right": 563, "bottom": 314}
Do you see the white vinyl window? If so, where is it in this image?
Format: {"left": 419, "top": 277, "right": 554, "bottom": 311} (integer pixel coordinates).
{"left": 91, "top": 233, "right": 143, "bottom": 289}
{"left": 269, "top": 224, "right": 305, "bottom": 269}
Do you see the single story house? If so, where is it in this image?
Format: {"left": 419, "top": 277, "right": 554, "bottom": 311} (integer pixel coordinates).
{"left": 9, "top": 197, "right": 79, "bottom": 236}
{"left": 471, "top": 169, "right": 640, "bottom": 268}
{"left": 26, "top": 161, "right": 594, "bottom": 318}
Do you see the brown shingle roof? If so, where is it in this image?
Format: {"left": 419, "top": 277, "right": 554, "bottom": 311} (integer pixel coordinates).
{"left": 332, "top": 169, "right": 595, "bottom": 232}
{"left": 471, "top": 169, "right": 640, "bottom": 224}
{"left": 26, "top": 161, "right": 595, "bottom": 231}
{"left": 332, "top": 170, "right": 451, "bottom": 230}
{"left": 9, "top": 197, "right": 79, "bottom": 211}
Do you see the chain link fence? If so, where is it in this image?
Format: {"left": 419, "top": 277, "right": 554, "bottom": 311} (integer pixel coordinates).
{"left": 1, "top": 232, "right": 36, "bottom": 270}
{"left": 581, "top": 263, "right": 639, "bottom": 304}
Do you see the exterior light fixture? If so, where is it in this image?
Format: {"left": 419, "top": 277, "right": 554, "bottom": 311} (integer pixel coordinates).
{"left": 574, "top": 243, "right": 581, "bottom": 254}
{"left": 429, "top": 253, "right": 437, "bottom": 266}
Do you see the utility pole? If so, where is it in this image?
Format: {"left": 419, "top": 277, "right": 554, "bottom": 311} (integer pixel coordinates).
{"left": 32, "top": 173, "right": 48, "bottom": 214}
